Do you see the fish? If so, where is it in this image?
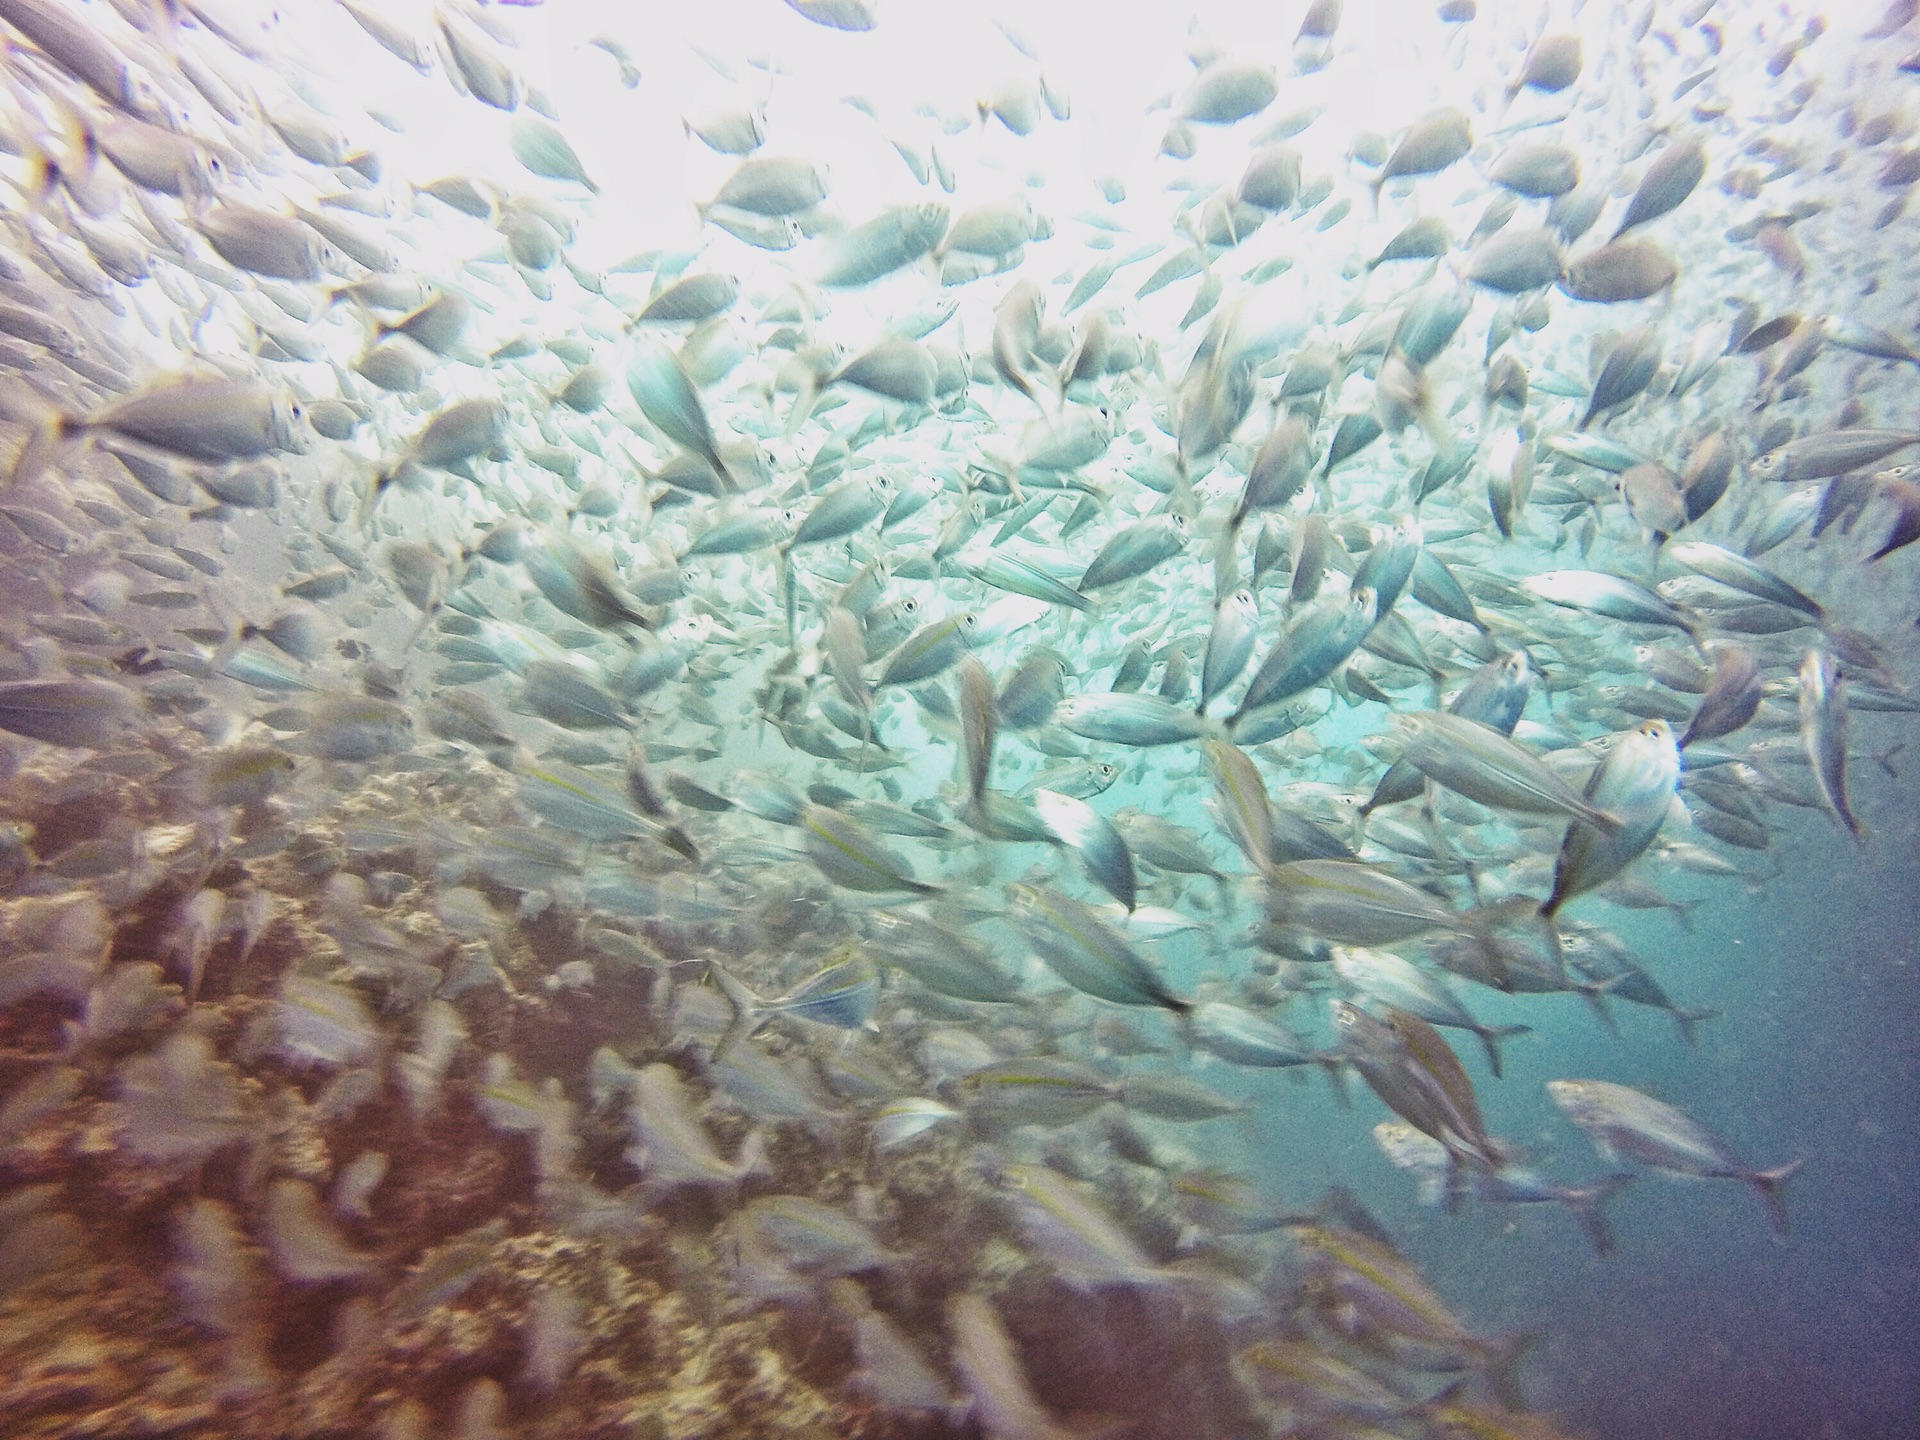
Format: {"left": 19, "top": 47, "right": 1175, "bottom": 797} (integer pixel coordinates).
{"left": 1512, "top": 32, "right": 1582, "bottom": 94}
{"left": 1372, "top": 1122, "right": 1632, "bottom": 1256}
{"left": 733, "top": 1194, "right": 899, "bottom": 1288}
{"left": 1006, "top": 884, "right": 1188, "bottom": 1013}
{"left": 1666, "top": 542, "right": 1822, "bottom": 621}
{"left": 828, "top": 1279, "right": 951, "bottom": 1413}
{"left": 1750, "top": 429, "right": 1920, "bottom": 482}
{"left": 1187, "top": 1001, "right": 1316, "bottom": 1069}
{"left": 1542, "top": 720, "right": 1681, "bottom": 919}
{"left": 1199, "top": 588, "right": 1260, "bottom": 715}
{"left": 1582, "top": 323, "right": 1661, "bottom": 428}
{"left": 711, "top": 944, "right": 880, "bottom": 1060}
{"left": 954, "top": 1057, "right": 1118, "bottom": 1127}
{"left": 1798, "top": 650, "right": 1861, "bottom": 841}
{"left": 1392, "top": 712, "right": 1626, "bottom": 836}
{"left": 1522, "top": 569, "right": 1701, "bottom": 647}
{"left": 799, "top": 804, "right": 938, "bottom": 894}
{"left": 1463, "top": 226, "right": 1563, "bottom": 294}
{"left": 0, "top": 678, "right": 141, "bottom": 748}
{"left": 509, "top": 115, "right": 597, "bottom": 192}
{"left": 1294, "top": 1221, "right": 1523, "bottom": 1371}
{"left": 978, "top": 1152, "right": 1178, "bottom": 1289}
{"left": 948, "top": 1292, "right": 1076, "bottom": 1440}
{"left": 1559, "top": 238, "right": 1677, "bottom": 303}
{"left": 956, "top": 654, "right": 997, "bottom": 805}
{"left": 1267, "top": 861, "right": 1481, "bottom": 948}
{"left": 620, "top": 1061, "right": 770, "bottom": 1199}
{"left": 1077, "top": 514, "right": 1187, "bottom": 591}
{"left": 1334, "top": 1002, "right": 1507, "bottom": 1179}
{"left": 1055, "top": 691, "right": 1209, "bottom": 747}
{"left": 14, "top": 376, "right": 309, "bottom": 483}
{"left": 1548, "top": 1079, "right": 1802, "bottom": 1236}
{"left": 1231, "top": 587, "right": 1378, "bottom": 725}
{"left": 1333, "top": 947, "right": 1530, "bottom": 1076}
{"left": 1031, "top": 788, "right": 1135, "bottom": 910}
{"left": 1613, "top": 136, "right": 1708, "bottom": 238}
{"left": 1372, "top": 107, "right": 1473, "bottom": 209}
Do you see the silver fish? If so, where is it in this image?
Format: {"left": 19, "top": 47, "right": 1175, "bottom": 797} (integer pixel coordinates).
{"left": 1548, "top": 1079, "right": 1800, "bottom": 1236}
{"left": 1798, "top": 650, "right": 1861, "bottom": 842}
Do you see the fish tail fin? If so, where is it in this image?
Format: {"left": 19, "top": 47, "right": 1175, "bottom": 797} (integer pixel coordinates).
{"left": 784, "top": 376, "right": 820, "bottom": 438}
{"left": 708, "top": 963, "right": 763, "bottom": 1066}
{"left": 1673, "top": 1005, "right": 1718, "bottom": 1046}
{"left": 1682, "top": 614, "right": 1712, "bottom": 662}
{"left": 1843, "top": 806, "right": 1868, "bottom": 847}
{"left": 1416, "top": 402, "right": 1456, "bottom": 460}
{"left": 142, "top": 0, "right": 183, "bottom": 54}
{"left": 1539, "top": 913, "right": 1567, "bottom": 972}
{"left": 18, "top": 88, "right": 93, "bottom": 215}
{"left": 1315, "top": 1052, "right": 1351, "bottom": 1108}
{"left": 733, "top": 1127, "right": 773, "bottom": 1184}
{"left": 9, "top": 408, "right": 76, "bottom": 488}
{"left": 1348, "top": 802, "right": 1372, "bottom": 852}
{"left": 1047, "top": 347, "right": 1073, "bottom": 411}
{"left": 1479, "top": 1329, "right": 1537, "bottom": 1412}
{"left": 1443, "top": 1151, "right": 1470, "bottom": 1214}
{"left": 8, "top": 132, "right": 63, "bottom": 217}
{"left": 969, "top": 724, "right": 994, "bottom": 811}
{"left": 773, "top": 546, "right": 796, "bottom": 650}
{"left": 854, "top": 712, "right": 875, "bottom": 780}
{"left": 1750, "top": 1158, "right": 1803, "bottom": 1238}
{"left": 358, "top": 467, "right": 393, "bottom": 528}
{"left": 1565, "top": 1174, "right": 1634, "bottom": 1257}
{"left": 1210, "top": 519, "right": 1236, "bottom": 599}
{"left": 1053, "top": 344, "right": 1085, "bottom": 404}
{"left": 1476, "top": 1023, "right": 1530, "bottom": 1078}
{"left": 656, "top": 824, "right": 702, "bottom": 866}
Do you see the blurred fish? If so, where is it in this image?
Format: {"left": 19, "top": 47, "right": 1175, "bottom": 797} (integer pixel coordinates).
{"left": 1548, "top": 1079, "right": 1801, "bottom": 1236}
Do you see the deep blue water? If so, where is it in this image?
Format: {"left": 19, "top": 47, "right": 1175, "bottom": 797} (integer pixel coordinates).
{"left": 1239, "top": 780, "right": 1920, "bottom": 1439}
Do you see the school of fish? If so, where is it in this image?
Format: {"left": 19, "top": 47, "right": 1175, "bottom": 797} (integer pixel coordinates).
{"left": 0, "top": 0, "right": 1912, "bottom": 1436}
